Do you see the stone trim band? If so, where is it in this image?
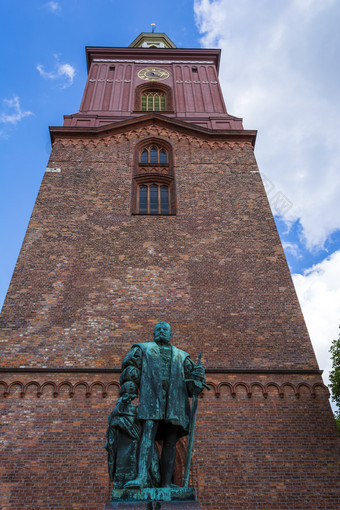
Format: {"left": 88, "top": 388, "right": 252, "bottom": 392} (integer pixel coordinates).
{"left": 0, "top": 367, "right": 323, "bottom": 374}
{"left": 0, "top": 379, "right": 329, "bottom": 399}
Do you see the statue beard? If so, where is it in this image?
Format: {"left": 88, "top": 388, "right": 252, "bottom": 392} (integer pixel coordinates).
{"left": 154, "top": 335, "right": 171, "bottom": 345}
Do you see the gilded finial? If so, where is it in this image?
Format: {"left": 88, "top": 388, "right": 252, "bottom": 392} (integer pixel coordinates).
{"left": 151, "top": 23, "right": 157, "bottom": 33}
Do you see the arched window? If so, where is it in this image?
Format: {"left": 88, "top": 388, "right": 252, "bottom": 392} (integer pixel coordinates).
{"left": 133, "top": 142, "right": 175, "bottom": 215}
{"left": 141, "top": 91, "right": 166, "bottom": 112}
{"left": 134, "top": 83, "right": 173, "bottom": 112}
{"left": 139, "top": 146, "right": 168, "bottom": 165}
{"left": 141, "top": 150, "right": 148, "bottom": 164}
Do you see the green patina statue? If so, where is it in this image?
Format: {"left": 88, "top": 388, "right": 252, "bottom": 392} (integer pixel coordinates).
{"left": 105, "top": 322, "right": 206, "bottom": 490}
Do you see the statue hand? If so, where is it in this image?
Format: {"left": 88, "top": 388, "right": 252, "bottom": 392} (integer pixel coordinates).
{"left": 192, "top": 366, "right": 205, "bottom": 381}
{"left": 121, "top": 392, "right": 137, "bottom": 403}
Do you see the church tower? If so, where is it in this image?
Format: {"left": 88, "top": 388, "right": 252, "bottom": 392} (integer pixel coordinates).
{"left": 1, "top": 32, "right": 340, "bottom": 509}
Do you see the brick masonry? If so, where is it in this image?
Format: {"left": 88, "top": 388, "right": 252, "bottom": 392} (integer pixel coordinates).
{"left": 1, "top": 116, "right": 340, "bottom": 508}
{"left": 0, "top": 121, "right": 317, "bottom": 369}
{"left": 0, "top": 372, "right": 338, "bottom": 509}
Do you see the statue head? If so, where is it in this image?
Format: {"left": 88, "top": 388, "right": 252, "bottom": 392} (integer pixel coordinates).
{"left": 154, "top": 322, "right": 172, "bottom": 344}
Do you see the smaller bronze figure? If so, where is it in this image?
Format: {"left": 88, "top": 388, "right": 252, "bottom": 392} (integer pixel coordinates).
{"left": 105, "top": 322, "right": 207, "bottom": 489}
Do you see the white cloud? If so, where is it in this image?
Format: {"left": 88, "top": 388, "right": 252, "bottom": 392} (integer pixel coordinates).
{"left": 282, "top": 241, "right": 302, "bottom": 260}
{"left": 36, "top": 65, "right": 55, "bottom": 80}
{"left": 292, "top": 250, "right": 340, "bottom": 404}
{"left": 45, "top": 1, "right": 61, "bottom": 14}
{"left": 58, "top": 63, "right": 76, "bottom": 83}
{"left": 292, "top": 0, "right": 335, "bottom": 17}
{"left": 36, "top": 55, "right": 75, "bottom": 88}
{"left": 0, "top": 96, "right": 33, "bottom": 125}
{"left": 194, "top": 0, "right": 340, "bottom": 250}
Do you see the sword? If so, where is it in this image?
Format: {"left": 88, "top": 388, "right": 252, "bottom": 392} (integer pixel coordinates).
{"left": 183, "top": 352, "right": 210, "bottom": 488}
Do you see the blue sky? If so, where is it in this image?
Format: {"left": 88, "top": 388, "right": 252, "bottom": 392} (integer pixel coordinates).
{"left": 1, "top": 0, "right": 340, "bottom": 399}
{"left": 0, "top": 0, "right": 200, "bottom": 305}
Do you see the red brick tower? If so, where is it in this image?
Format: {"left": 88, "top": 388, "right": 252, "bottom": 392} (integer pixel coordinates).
{"left": 1, "top": 33, "right": 340, "bottom": 509}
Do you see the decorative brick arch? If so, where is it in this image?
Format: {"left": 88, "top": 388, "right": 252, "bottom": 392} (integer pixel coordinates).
{"left": 134, "top": 83, "right": 174, "bottom": 112}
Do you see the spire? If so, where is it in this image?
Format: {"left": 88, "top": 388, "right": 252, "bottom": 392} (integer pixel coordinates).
{"left": 129, "top": 29, "right": 177, "bottom": 49}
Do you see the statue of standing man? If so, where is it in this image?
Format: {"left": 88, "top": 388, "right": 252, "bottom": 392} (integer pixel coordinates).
{"left": 106, "top": 322, "right": 206, "bottom": 489}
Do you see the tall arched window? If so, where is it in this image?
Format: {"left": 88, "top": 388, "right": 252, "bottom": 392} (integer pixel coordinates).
{"left": 133, "top": 142, "right": 175, "bottom": 215}
{"left": 141, "top": 91, "right": 166, "bottom": 112}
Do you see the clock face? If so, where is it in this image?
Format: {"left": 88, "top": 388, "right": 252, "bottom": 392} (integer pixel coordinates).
{"left": 138, "top": 67, "right": 170, "bottom": 81}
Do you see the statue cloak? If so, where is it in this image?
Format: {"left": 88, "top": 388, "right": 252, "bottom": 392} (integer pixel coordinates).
{"left": 133, "top": 341, "right": 191, "bottom": 437}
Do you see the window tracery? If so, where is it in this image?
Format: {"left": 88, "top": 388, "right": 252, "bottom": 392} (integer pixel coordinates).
{"left": 141, "top": 91, "right": 166, "bottom": 112}
{"left": 140, "top": 146, "right": 168, "bottom": 165}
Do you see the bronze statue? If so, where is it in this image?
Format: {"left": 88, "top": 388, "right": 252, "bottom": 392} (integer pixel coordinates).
{"left": 106, "top": 322, "right": 206, "bottom": 489}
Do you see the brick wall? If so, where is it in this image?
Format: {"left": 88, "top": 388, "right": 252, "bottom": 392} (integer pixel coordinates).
{"left": 0, "top": 121, "right": 317, "bottom": 370}
{"left": 1, "top": 372, "right": 339, "bottom": 509}
{"left": 1, "top": 119, "right": 339, "bottom": 509}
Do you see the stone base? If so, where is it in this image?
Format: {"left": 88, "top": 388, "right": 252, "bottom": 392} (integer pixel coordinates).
{"left": 110, "top": 487, "right": 196, "bottom": 502}
{"left": 105, "top": 487, "right": 200, "bottom": 509}
{"left": 105, "top": 499, "right": 201, "bottom": 510}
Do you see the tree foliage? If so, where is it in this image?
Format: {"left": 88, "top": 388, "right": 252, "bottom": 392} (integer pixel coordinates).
{"left": 329, "top": 329, "right": 340, "bottom": 433}
{"left": 335, "top": 414, "right": 340, "bottom": 433}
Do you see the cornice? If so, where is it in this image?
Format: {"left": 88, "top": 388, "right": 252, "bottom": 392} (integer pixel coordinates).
{"left": 85, "top": 47, "right": 221, "bottom": 73}
{"left": 49, "top": 113, "right": 257, "bottom": 146}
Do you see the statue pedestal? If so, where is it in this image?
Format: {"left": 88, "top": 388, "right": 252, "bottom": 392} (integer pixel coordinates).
{"left": 111, "top": 487, "right": 196, "bottom": 502}
{"left": 104, "top": 487, "right": 202, "bottom": 509}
